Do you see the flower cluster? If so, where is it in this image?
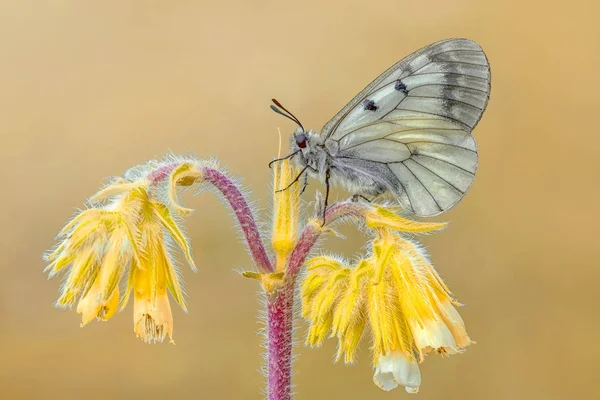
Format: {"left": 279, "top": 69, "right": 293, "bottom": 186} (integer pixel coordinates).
{"left": 302, "top": 207, "right": 472, "bottom": 393}
{"left": 44, "top": 157, "right": 204, "bottom": 343}
{"left": 44, "top": 154, "right": 474, "bottom": 396}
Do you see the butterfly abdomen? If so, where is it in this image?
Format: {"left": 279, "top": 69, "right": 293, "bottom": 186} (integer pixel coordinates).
{"left": 330, "top": 157, "right": 397, "bottom": 197}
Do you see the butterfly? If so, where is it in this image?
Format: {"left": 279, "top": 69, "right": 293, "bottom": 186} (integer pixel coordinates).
{"left": 270, "top": 38, "right": 491, "bottom": 218}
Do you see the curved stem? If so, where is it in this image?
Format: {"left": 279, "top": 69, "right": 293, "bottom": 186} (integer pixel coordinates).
{"left": 149, "top": 163, "right": 273, "bottom": 273}
{"left": 202, "top": 167, "right": 273, "bottom": 273}
{"left": 286, "top": 201, "right": 369, "bottom": 282}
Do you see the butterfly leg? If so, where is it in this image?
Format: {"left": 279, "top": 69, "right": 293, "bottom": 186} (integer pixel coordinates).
{"left": 351, "top": 194, "right": 372, "bottom": 203}
{"left": 300, "top": 172, "right": 309, "bottom": 195}
{"left": 275, "top": 165, "right": 308, "bottom": 193}
{"left": 321, "top": 168, "right": 331, "bottom": 226}
{"left": 268, "top": 150, "right": 300, "bottom": 168}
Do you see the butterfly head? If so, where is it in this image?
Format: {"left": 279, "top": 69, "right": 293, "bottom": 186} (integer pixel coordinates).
{"left": 294, "top": 128, "right": 308, "bottom": 149}
{"left": 291, "top": 127, "right": 322, "bottom": 158}
{"left": 270, "top": 98, "right": 315, "bottom": 160}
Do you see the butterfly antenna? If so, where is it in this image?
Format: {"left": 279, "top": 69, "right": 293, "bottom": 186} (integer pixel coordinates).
{"left": 270, "top": 98, "right": 305, "bottom": 132}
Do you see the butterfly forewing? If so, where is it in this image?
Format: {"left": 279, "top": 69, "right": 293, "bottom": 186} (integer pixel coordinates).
{"left": 322, "top": 38, "right": 490, "bottom": 216}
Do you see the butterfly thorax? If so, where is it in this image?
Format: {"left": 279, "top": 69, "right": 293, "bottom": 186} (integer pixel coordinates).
{"left": 291, "top": 129, "right": 332, "bottom": 181}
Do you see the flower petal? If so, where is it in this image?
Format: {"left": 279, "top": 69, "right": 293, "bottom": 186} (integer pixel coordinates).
{"left": 374, "top": 351, "right": 421, "bottom": 393}
{"left": 133, "top": 292, "right": 174, "bottom": 344}
{"left": 90, "top": 180, "right": 149, "bottom": 204}
{"left": 365, "top": 206, "right": 447, "bottom": 233}
{"left": 411, "top": 318, "right": 459, "bottom": 356}
{"left": 77, "top": 280, "right": 119, "bottom": 326}
{"left": 153, "top": 201, "right": 196, "bottom": 271}
{"left": 439, "top": 301, "right": 472, "bottom": 349}
{"left": 168, "top": 162, "right": 202, "bottom": 215}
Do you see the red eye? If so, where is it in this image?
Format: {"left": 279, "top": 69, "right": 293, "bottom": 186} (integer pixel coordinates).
{"left": 296, "top": 133, "right": 308, "bottom": 149}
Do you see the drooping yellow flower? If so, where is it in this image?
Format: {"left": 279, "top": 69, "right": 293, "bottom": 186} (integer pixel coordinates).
{"left": 44, "top": 159, "right": 202, "bottom": 343}
{"left": 301, "top": 206, "right": 471, "bottom": 393}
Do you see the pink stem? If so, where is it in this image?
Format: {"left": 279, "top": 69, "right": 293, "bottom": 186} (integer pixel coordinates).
{"left": 202, "top": 167, "right": 273, "bottom": 273}
{"left": 266, "top": 286, "right": 294, "bottom": 400}
{"left": 148, "top": 163, "right": 273, "bottom": 273}
{"left": 266, "top": 201, "right": 369, "bottom": 399}
{"left": 287, "top": 201, "right": 368, "bottom": 282}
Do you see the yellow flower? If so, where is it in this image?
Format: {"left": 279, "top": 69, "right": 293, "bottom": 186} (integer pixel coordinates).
{"left": 301, "top": 207, "right": 471, "bottom": 393}
{"left": 44, "top": 160, "right": 201, "bottom": 343}
{"left": 271, "top": 158, "right": 299, "bottom": 272}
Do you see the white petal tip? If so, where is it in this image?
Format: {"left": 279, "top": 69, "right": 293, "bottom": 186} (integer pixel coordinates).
{"left": 374, "top": 351, "right": 421, "bottom": 393}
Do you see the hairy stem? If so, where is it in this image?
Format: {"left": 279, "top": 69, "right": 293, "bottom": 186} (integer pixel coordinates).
{"left": 266, "top": 201, "right": 370, "bottom": 399}
{"left": 202, "top": 167, "right": 273, "bottom": 273}
{"left": 266, "top": 285, "right": 294, "bottom": 400}
{"left": 149, "top": 163, "right": 273, "bottom": 273}
{"left": 287, "top": 201, "right": 369, "bottom": 282}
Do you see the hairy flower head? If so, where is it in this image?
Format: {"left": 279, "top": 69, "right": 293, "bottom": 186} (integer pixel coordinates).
{"left": 301, "top": 206, "right": 471, "bottom": 393}
{"left": 44, "top": 156, "right": 204, "bottom": 343}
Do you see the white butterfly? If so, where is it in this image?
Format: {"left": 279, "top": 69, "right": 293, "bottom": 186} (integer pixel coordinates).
{"left": 271, "top": 38, "right": 491, "bottom": 217}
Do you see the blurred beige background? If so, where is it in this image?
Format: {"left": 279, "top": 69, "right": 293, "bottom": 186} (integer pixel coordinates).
{"left": 1, "top": 0, "right": 598, "bottom": 399}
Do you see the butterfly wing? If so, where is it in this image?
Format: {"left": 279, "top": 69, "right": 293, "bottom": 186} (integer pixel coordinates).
{"left": 322, "top": 38, "right": 490, "bottom": 216}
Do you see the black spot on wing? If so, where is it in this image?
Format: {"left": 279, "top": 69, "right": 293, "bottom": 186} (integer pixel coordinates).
{"left": 362, "top": 99, "right": 379, "bottom": 112}
{"left": 394, "top": 79, "right": 409, "bottom": 95}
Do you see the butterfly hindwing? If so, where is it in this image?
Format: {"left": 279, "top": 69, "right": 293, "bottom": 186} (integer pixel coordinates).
{"left": 331, "top": 117, "right": 477, "bottom": 216}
